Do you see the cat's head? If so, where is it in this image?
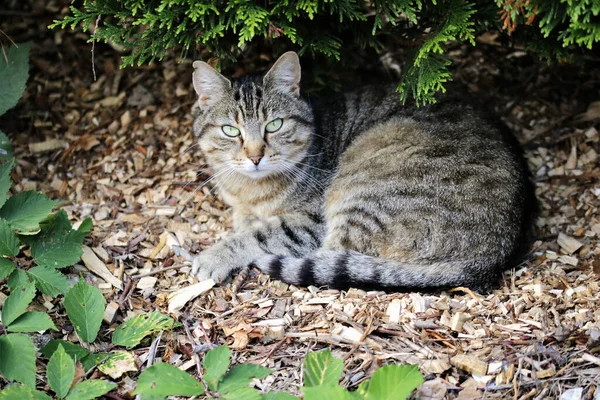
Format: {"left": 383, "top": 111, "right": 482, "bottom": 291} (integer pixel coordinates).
{"left": 191, "top": 52, "right": 314, "bottom": 180}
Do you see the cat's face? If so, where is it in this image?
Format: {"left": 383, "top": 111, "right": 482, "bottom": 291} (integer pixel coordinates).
{"left": 192, "top": 52, "right": 314, "bottom": 180}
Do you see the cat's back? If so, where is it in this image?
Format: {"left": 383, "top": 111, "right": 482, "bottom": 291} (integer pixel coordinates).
{"left": 315, "top": 84, "right": 537, "bottom": 269}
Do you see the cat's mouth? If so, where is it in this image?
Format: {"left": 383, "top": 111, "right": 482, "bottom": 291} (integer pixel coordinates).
{"left": 238, "top": 163, "right": 276, "bottom": 179}
{"left": 235, "top": 157, "right": 280, "bottom": 179}
{"left": 244, "top": 169, "right": 274, "bottom": 179}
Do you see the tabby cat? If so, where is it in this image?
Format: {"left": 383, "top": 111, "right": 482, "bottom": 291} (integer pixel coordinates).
{"left": 190, "top": 52, "right": 536, "bottom": 292}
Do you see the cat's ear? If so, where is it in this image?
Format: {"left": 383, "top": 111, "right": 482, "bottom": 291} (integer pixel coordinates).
{"left": 263, "top": 52, "right": 301, "bottom": 96}
{"left": 192, "top": 61, "right": 232, "bottom": 110}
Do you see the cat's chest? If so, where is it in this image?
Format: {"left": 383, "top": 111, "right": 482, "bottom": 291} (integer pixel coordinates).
{"left": 220, "top": 188, "right": 289, "bottom": 230}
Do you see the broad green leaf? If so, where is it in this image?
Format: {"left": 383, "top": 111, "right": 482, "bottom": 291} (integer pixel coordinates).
{"left": 0, "top": 218, "right": 19, "bottom": 257}
{"left": 222, "top": 387, "right": 261, "bottom": 400}
{"left": 7, "top": 311, "right": 58, "bottom": 332}
{"left": 0, "top": 158, "right": 14, "bottom": 207}
{"left": 0, "top": 257, "right": 15, "bottom": 279}
{"left": 0, "top": 191, "right": 58, "bottom": 234}
{"left": 7, "top": 267, "right": 30, "bottom": 290}
{"left": 203, "top": 345, "right": 231, "bottom": 391}
{"left": 0, "top": 333, "right": 36, "bottom": 387}
{"left": 65, "top": 380, "right": 117, "bottom": 400}
{"left": 262, "top": 393, "right": 300, "bottom": 400}
{"left": 303, "top": 349, "right": 343, "bottom": 387}
{"left": 21, "top": 211, "right": 90, "bottom": 268}
{"left": 41, "top": 340, "right": 91, "bottom": 361}
{"left": 357, "top": 364, "right": 424, "bottom": 400}
{"left": 219, "top": 364, "right": 272, "bottom": 393}
{"left": 0, "top": 384, "right": 52, "bottom": 400}
{"left": 64, "top": 279, "right": 105, "bottom": 342}
{"left": 134, "top": 362, "right": 205, "bottom": 396}
{"left": 97, "top": 351, "right": 137, "bottom": 379}
{"left": 303, "top": 385, "right": 354, "bottom": 400}
{"left": 28, "top": 265, "right": 71, "bottom": 296}
{"left": 0, "top": 131, "right": 13, "bottom": 161}
{"left": 2, "top": 280, "right": 35, "bottom": 325}
{"left": 47, "top": 344, "right": 76, "bottom": 399}
{"left": 112, "top": 311, "right": 176, "bottom": 348}
{"left": 80, "top": 352, "right": 110, "bottom": 372}
{"left": 0, "top": 42, "right": 31, "bottom": 116}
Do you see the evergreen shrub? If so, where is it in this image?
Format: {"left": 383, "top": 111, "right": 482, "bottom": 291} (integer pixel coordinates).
{"left": 51, "top": 0, "right": 600, "bottom": 104}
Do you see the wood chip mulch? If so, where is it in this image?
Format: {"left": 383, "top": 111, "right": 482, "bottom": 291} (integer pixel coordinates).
{"left": 2, "top": 2, "right": 600, "bottom": 399}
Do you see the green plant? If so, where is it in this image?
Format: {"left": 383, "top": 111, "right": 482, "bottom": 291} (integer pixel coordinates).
{"left": 135, "top": 346, "right": 424, "bottom": 399}
{"left": 50, "top": 0, "right": 600, "bottom": 105}
{"left": 0, "top": 42, "right": 112, "bottom": 398}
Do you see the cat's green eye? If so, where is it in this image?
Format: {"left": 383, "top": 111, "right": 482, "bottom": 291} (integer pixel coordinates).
{"left": 222, "top": 125, "right": 241, "bottom": 137}
{"left": 265, "top": 118, "right": 283, "bottom": 133}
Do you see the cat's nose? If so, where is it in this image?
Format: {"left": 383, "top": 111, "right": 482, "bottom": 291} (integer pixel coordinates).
{"left": 248, "top": 155, "right": 263, "bottom": 165}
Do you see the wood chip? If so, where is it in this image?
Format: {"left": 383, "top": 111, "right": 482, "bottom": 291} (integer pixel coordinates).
{"left": 81, "top": 246, "right": 123, "bottom": 289}
{"left": 451, "top": 312, "right": 469, "bottom": 332}
{"left": 566, "top": 146, "right": 577, "bottom": 169}
{"left": 167, "top": 279, "right": 215, "bottom": 313}
{"left": 450, "top": 354, "right": 488, "bottom": 376}
{"left": 386, "top": 299, "right": 402, "bottom": 324}
{"left": 421, "top": 359, "right": 451, "bottom": 374}
{"left": 557, "top": 233, "right": 583, "bottom": 254}
{"left": 103, "top": 301, "right": 119, "bottom": 324}
{"left": 28, "top": 139, "right": 68, "bottom": 153}
{"left": 535, "top": 364, "right": 556, "bottom": 378}
{"left": 559, "top": 388, "right": 583, "bottom": 400}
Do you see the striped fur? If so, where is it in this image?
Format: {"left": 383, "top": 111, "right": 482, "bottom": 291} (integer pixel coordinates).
{"left": 190, "top": 52, "right": 536, "bottom": 292}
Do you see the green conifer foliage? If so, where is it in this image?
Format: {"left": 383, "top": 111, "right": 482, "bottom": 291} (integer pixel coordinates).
{"left": 51, "top": 0, "right": 600, "bottom": 105}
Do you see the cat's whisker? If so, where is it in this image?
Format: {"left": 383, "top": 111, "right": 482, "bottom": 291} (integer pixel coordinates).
{"left": 287, "top": 160, "right": 331, "bottom": 173}
{"left": 281, "top": 160, "right": 328, "bottom": 190}
{"left": 179, "top": 166, "right": 235, "bottom": 205}
{"left": 208, "top": 168, "right": 238, "bottom": 196}
{"left": 279, "top": 162, "right": 324, "bottom": 198}
{"left": 302, "top": 152, "right": 324, "bottom": 158}
{"left": 180, "top": 142, "right": 202, "bottom": 156}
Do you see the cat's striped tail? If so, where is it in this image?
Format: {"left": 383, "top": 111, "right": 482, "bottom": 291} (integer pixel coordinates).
{"left": 253, "top": 250, "right": 501, "bottom": 292}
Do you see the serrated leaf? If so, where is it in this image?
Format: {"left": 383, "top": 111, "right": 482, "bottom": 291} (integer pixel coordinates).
{"left": 0, "top": 42, "right": 31, "bottom": 115}
{"left": 112, "top": 311, "right": 176, "bottom": 348}
{"left": 64, "top": 279, "right": 105, "bottom": 342}
{"left": 21, "top": 210, "right": 89, "bottom": 268}
{"left": 0, "top": 218, "right": 19, "bottom": 257}
{"left": 219, "top": 364, "right": 272, "bottom": 393}
{"left": 303, "top": 349, "right": 343, "bottom": 387}
{"left": 303, "top": 385, "right": 354, "bottom": 400}
{"left": 223, "top": 387, "right": 261, "bottom": 400}
{"left": 0, "top": 191, "right": 58, "bottom": 234}
{"left": 97, "top": 351, "right": 137, "bottom": 379}
{"left": 65, "top": 380, "right": 117, "bottom": 400}
{"left": 0, "top": 257, "right": 15, "bottom": 279}
{"left": 357, "top": 364, "right": 423, "bottom": 400}
{"left": 0, "top": 384, "right": 52, "bottom": 400}
{"left": 0, "top": 131, "right": 13, "bottom": 161}
{"left": 28, "top": 265, "right": 71, "bottom": 296}
{"left": 134, "top": 362, "right": 205, "bottom": 396}
{"left": 7, "top": 311, "right": 57, "bottom": 333}
{"left": 2, "top": 280, "right": 36, "bottom": 325}
{"left": 81, "top": 352, "right": 110, "bottom": 372}
{"left": 47, "top": 344, "right": 76, "bottom": 399}
{"left": 41, "top": 340, "right": 91, "bottom": 361}
{"left": 0, "top": 158, "right": 14, "bottom": 207}
{"left": 7, "top": 267, "right": 31, "bottom": 290}
{"left": 203, "top": 345, "right": 231, "bottom": 391}
{"left": 0, "top": 333, "right": 36, "bottom": 387}
{"left": 261, "top": 393, "right": 300, "bottom": 400}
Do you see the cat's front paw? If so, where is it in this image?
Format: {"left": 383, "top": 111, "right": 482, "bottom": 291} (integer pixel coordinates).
{"left": 192, "top": 253, "right": 237, "bottom": 283}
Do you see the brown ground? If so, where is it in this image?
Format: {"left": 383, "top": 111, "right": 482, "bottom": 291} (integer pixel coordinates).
{"left": 2, "top": 1, "right": 600, "bottom": 399}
